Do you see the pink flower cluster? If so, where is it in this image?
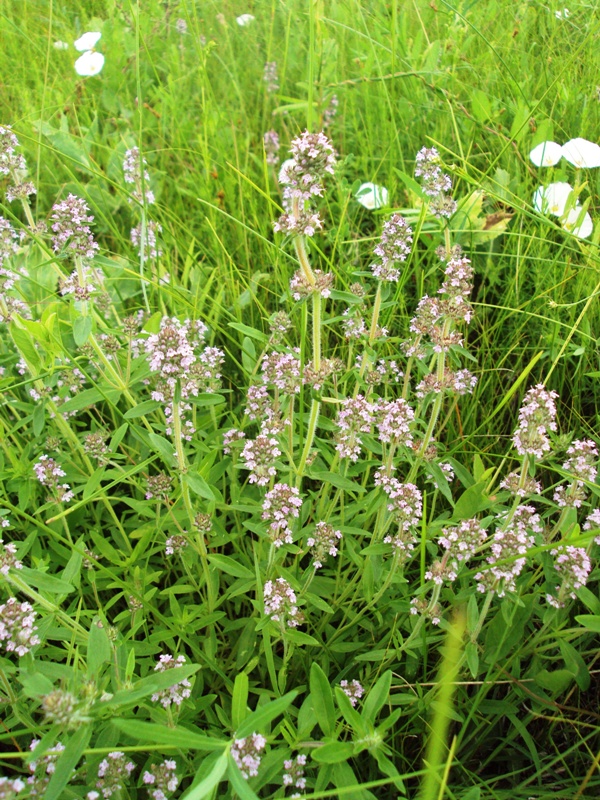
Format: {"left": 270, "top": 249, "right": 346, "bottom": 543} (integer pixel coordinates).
{"left": 264, "top": 578, "right": 302, "bottom": 627}
{"left": 262, "top": 484, "right": 303, "bottom": 547}
{"left": 151, "top": 654, "right": 192, "bottom": 708}
{"left": 231, "top": 732, "right": 267, "bottom": 779}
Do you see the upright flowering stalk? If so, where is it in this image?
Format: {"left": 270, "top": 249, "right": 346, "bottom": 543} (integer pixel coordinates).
{"left": 0, "top": 125, "right": 36, "bottom": 214}
{"left": 123, "top": 146, "right": 158, "bottom": 312}
{"left": 50, "top": 194, "right": 101, "bottom": 314}
{"left": 273, "top": 131, "right": 337, "bottom": 482}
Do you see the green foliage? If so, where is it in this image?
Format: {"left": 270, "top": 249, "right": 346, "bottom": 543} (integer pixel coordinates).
{"left": 0, "top": 1, "right": 599, "bottom": 799}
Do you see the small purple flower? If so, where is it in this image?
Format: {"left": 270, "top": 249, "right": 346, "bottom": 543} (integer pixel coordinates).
{"left": 94, "top": 751, "right": 136, "bottom": 798}
{"left": 307, "top": 522, "right": 342, "bottom": 569}
{"left": 370, "top": 213, "right": 413, "bottom": 282}
{"left": 123, "top": 146, "right": 155, "bottom": 204}
{"left": 0, "top": 598, "right": 40, "bottom": 656}
{"left": 263, "top": 578, "right": 302, "bottom": 627}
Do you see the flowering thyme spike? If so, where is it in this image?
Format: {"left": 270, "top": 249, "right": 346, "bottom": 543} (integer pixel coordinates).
{"left": 0, "top": 598, "right": 40, "bottom": 656}
{"left": 263, "top": 61, "right": 279, "bottom": 93}
{"left": 92, "top": 751, "right": 136, "bottom": 798}
{"left": 546, "top": 545, "right": 591, "bottom": 608}
{"left": 231, "top": 733, "right": 267, "bottom": 779}
{"left": 415, "top": 146, "right": 456, "bottom": 218}
{"left": 27, "top": 740, "right": 66, "bottom": 796}
{"left": 512, "top": 385, "right": 558, "bottom": 458}
{"left": 33, "top": 454, "right": 74, "bottom": 503}
{"left": 553, "top": 439, "right": 598, "bottom": 508}
{"left": 340, "top": 679, "right": 364, "bottom": 706}
{"left": 370, "top": 213, "right": 413, "bottom": 282}
{"left": 0, "top": 125, "right": 35, "bottom": 202}
{"left": 264, "top": 130, "right": 280, "bottom": 165}
{"left": 263, "top": 578, "right": 303, "bottom": 627}
{"left": 50, "top": 194, "right": 99, "bottom": 261}
{"left": 307, "top": 522, "right": 342, "bottom": 569}
{"left": 143, "top": 760, "right": 179, "bottom": 799}
{"left": 262, "top": 484, "right": 302, "bottom": 546}
{"left": 151, "top": 654, "right": 192, "bottom": 708}
{"left": 123, "top": 146, "right": 155, "bottom": 205}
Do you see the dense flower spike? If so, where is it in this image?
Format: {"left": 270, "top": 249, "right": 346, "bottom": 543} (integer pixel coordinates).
{"left": 262, "top": 484, "right": 302, "bottom": 546}
{"left": 0, "top": 598, "right": 39, "bottom": 656}
{"left": 290, "top": 268, "right": 333, "bottom": 300}
{"left": 512, "top": 385, "right": 558, "bottom": 458}
{"left": 27, "top": 740, "right": 66, "bottom": 796}
{"left": 546, "top": 545, "right": 591, "bottom": 608}
{"left": 285, "top": 131, "right": 337, "bottom": 200}
{"left": 143, "top": 760, "right": 179, "bottom": 800}
{"left": 429, "top": 519, "right": 487, "bottom": 583}
{"left": 307, "top": 522, "right": 342, "bottom": 568}
{"left": 261, "top": 350, "right": 302, "bottom": 393}
{"left": 131, "top": 220, "right": 162, "bottom": 258}
{"left": 0, "top": 218, "right": 18, "bottom": 267}
{"left": 415, "top": 146, "right": 456, "bottom": 218}
{"left": 242, "top": 433, "right": 281, "bottom": 486}
{"left": 340, "top": 679, "right": 364, "bottom": 707}
{"left": 123, "top": 146, "right": 155, "bottom": 204}
{"left": 264, "top": 130, "right": 280, "bottom": 165}
{"left": 375, "top": 398, "right": 414, "bottom": 445}
{"left": 553, "top": 439, "right": 598, "bottom": 508}
{"left": 146, "top": 472, "right": 173, "bottom": 501}
{"left": 92, "top": 751, "right": 136, "bottom": 798}
{"left": 50, "top": 194, "right": 99, "bottom": 260}
{"left": 33, "top": 454, "right": 74, "bottom": 503}
{"left": 476, "top": 506, "right": 542, "bottom": 596}
{"left": 370, "top": 213, "right": 413, "bottom": 281}
{"left": 263, "top": 578, "right": 302, "bottom": 626}
{"left": 263, "top": 61, "right": 279, "bottom": 93}
{"left": 151, "top": 654, "right": 192, "bottom": 708}
{"left": 0, "top": 539, "right": 22, "bottom": 574}
{"left": 283, "top": 755, "right": 307, "bottom": 794}
{"left": 231, "top": 733, "right": 266, "bottom": 779}
{"left": 0, "top": 125, "right": 35, "bottom": 202}
{"left": 335, "top": 395, "right": 375, "bottom": 461}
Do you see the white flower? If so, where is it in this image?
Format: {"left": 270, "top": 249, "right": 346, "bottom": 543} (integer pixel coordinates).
{"left": 74, "top": 51, "right": 105, "bottom": 77}
{"left": 236, "top": 14, "right": 255, "bottom": 26}
{"left": 561, "top": 138, "right": 600, "bottom": 168}
{"left": 53, "top": 40, "right": 69, "bottom": 50}
{"left": 555, "top": 8, "right": 570, "bottom": 19}
{"left": 74, "top": 32, "right": 102, "bottom": 51}
{"left": 562, "top": 206, "right": 594, "bottom": 239}
{"left": 278, "top": 158, "right": 295, "bottom": 185}
{"left": 529, "top": 141, "right": 562, "bottom": 167}
{"left": 355, "top": 182, "right": 389, "bottom": 210}
{"left": 533, "top": 182, "right": 573, "bottom": 216}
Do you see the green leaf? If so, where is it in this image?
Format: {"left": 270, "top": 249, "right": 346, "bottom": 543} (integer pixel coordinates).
{"left": 227, "top": 759, "right": 261, "bottom": 800}
{"left": 465, "top": 642, "right": 479, "bottom": 678}
{"left": 235, "top": 691, "right": 297, "bottom": 738}
{"left": 228, "top": 322, "right": 267, "bottom": 342}
{"left": 148, "top": 433, "right": 176, "bottom": 464}
{"left": 59, "top": 387, "right": 121, "bottom": 414}
{"left": 113, "top": 719, "right": 226, "bottom": 751}
{"left": 87, "top": 618, "right": 112, "bottom": 677}
{"left": 284, "top": 629, "right": 320, "bottom": 646}
{"left": 308, "top": 470, "right": 365, "bottom": 493}
{"left": 335, "top": 687, "right": 366, "bottom": 735}
{"left": 182, "top": 749, "right": 228, "bottom": 800}
{"left": 310, "top": 663, "right": 335, "bottom": 737}
{"left": 72, "top": 315, "right": 92, "bottom": 346}
{"left": 451, "top": 480, "right": 493, "bottom": 521}
{"left": 471, "top": 88, "right": 493, "bottom": 122}
{"left": 19, "top": 567, "right": 74, "bottom": 595}
{"left": 123, "top": 400, "right": 161, "bottom": 418}
{"left": 32, "top": 403, "right": 45, "bottom": 437}
{"left": 44, "top": 725, "right": 92, "bottom": 800}
{"left": 242, "top": 336, "right": 256, "bottom": 374}
{"left": 185, "top": 472, "right": 215, "bottom": 501}
{"left": 533, "top": 668, "right": 574, "bottom": 694}
{"left": 209, "top": 554, "right": 253, "bottom": 579}
{"left": 362, "top": 670, "right": 391, "bottom": 723}
{"left": 232, "top": 672, "right": 249, "bottom": 729}
{"left": 575, "top": 614, "right": 600, "bottom": 633}
{"left": 10, "top": 323, "right": 41, "bottom": 372}
{"left": 189, "top": 393, "right": 226, "bottom": 407}
{"left": 312, "top": 741, "right": 354, "bottom": 764}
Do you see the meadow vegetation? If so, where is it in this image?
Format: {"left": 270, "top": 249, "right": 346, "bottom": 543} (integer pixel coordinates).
{"left": 0, "top": 1, "right": 599, "bottom": 798}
